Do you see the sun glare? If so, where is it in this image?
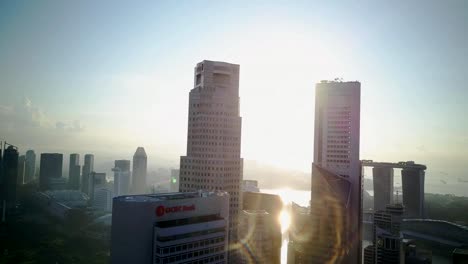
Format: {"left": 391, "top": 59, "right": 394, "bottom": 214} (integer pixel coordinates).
{"left": 279, "top": 210, "right": 291, "bottom": 233}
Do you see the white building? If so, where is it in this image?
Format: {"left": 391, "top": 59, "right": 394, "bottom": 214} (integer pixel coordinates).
{"left": 307, "top": 80, "right": 362, "bottom": 263}
{"left": 110, "top": 191, "right": 230, "bottom": 264}
{"left": 179, "top": 60, "right": 243, "bottom": 259}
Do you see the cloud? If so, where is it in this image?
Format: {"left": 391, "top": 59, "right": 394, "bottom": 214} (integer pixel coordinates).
{"left": 55, "top": 120, "right": 85, "bottom": 132}
{"left": 0, "top": 97, "right": 84, "bottom": 133}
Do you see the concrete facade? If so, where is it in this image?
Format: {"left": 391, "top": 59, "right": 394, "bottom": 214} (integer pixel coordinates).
{"left": 179, "top": 60, "right": 243, "bottom": 260}
{"left": 307, "top": 80, "right": 362, "bottom": 263}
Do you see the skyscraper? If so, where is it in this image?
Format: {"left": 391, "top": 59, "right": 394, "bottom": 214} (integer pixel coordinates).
{"left": 2, "top": 144, "right": 19, "bottom": 210}
{"left": 24, "top": 150, "right": 36, "bottom": 183}
{"left": 69, "top": 153, "right": 81, "bottom": 190}
{"left": 39, "top": 153, "right": 63, "bottom": 191}
{"left": 114, "top": 160, "right": 131, "bottom": 197}
{"left": 81, "top": 154, "right": 94, "bottom": 195}
{"left": 306, "top": 80, "right": 361, "bottom": 263}
{"left": 179, "top": 60, "right": 243, "bottom": 259}
{"left": 132, "top": 147, "right": 147, "bottom": 194}
{"left": 17, "top": 155, "right": 25, "bottom": 185}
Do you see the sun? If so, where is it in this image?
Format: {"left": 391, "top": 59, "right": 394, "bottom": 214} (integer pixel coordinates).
{"left": 279, "top": 210, "right": 291, "bottom": 233}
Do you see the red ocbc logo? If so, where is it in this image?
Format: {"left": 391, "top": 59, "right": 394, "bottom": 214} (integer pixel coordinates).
{"left": 155, "top": 204, "right": 196, "bottom": 217}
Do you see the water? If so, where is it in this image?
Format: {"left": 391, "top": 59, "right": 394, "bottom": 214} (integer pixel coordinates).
{"left": 260, "top": 188, "right": 462, "bottom": 263}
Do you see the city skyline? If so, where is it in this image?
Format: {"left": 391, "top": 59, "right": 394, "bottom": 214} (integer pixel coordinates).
{"left": 1, "top": 1, "right": 467, "bottom": 180}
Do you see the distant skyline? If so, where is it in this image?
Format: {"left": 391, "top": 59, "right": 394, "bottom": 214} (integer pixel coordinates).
{"left": 1, "top": 1, "right": 467, "bottom": 180}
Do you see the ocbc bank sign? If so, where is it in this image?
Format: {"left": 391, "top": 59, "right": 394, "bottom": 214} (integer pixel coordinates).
{"left": 155, "top": 204, "right": 196, "bottom": 217}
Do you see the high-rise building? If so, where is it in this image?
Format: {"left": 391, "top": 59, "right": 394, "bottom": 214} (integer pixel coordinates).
{"left": 179, "top": 60, "right": 243, "bottom": 259}
{"left": 239, "top": 210, "right": 280, "bottom": 264}
{"left": 113, "top": 160, "right": 131, "bottom": 197}
{"left": 1, "top": 144, "right": 19, "bottom": 210}
{"left": 81, "top": 154, "right": 94, "bottom": 195}
{"left": 69, "top": 153, "right": 81, "bottom": 190}
{"left": 132, "top": 147, "right": 147, "bottom": 194}
{"left": 88, "top": 172, "right": 106, "bottom": 201}
{"left": 93, "top": 187, "right": 113, "bottom": 211}
{"left": 364, "top": 204, "right": 405, "bottom": 264}
{"left": 170, "top": 169, "right": 180, "bottom": 192}
{"left": 306, "top": 80, "right": 361, "bottom": 263}
{"left": 24, "top": 150, "right": 36, "bottom": 183}
{"left": 110, "top": 191, "right": 230, "bottom": 264}
{"left": 401, "top": 166, "right": 425, "bottom": 218}
{"left": 17, "top": 155, "right": 25, "bottom": 185}
{"left": 373, "top": 166, "right": 394, "bottom": 211}
{"left": 39, "top": 153, "right": 63, "bottom": 191}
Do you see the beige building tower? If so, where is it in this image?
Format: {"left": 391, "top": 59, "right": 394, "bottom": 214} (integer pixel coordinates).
{"left": 179, "top": 60, "right": 243, "bottom": 261}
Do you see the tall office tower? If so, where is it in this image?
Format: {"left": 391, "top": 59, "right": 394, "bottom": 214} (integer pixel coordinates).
{"left": 88, "top": 172, "right": 106, "bottom": 201}
{"left": 113, "top": 160, "right": 131, "bottom": 197}
{"left": 239, "top": 210, "right": 279, "bottom": 264}
{"left": 93, "top": 187, "right": 113, "bottom": 211}
{"left": 307, "top": 80, "right": 361, "bottom": 263}
{"left": 111, "top": 191, "right": 230, "bottom": 264}
{"left": 401, "top": 166, "right": 425, "bottom": 218}
{"left": 69, "top": 153, "right": 81, "bottom": 190}
{"left": 81, "top": 154, "right": 94, "bottom": 195}
{"left": 2, "top": 144, "right": 19, "bottom": 210}
{"left": 179, "top": 60, "right": 243, "bottom": 259}
{"left": 132, "top": 147, "right": 147, "bottom": 194}
{"left": 17, "top": 155, "right": 25, "bottom": 185}
{"left": 170, "top": 169, "right": 180, "bottom": 192}
{"left": 364, "top": 204, "right": 405, "bottom": 264}
{"left": 373, "top": 166, "right": 394, "bottom": 211}
{"left": 39, "top": 153, "right": 63, "bottom": 191}
{"left": 24, "top": 150, "right": 36, "bottom": 183}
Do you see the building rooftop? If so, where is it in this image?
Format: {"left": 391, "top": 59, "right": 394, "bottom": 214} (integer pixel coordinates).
{"left": 114, "top": 191, "right": 229, "bottom": 203}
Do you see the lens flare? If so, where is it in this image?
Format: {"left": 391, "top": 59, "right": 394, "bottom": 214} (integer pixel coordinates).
{"left": 279, "top": 210, "right": 291, "bottom": 233}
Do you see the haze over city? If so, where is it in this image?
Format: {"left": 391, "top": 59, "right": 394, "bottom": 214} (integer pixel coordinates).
{"left": 1, "top": 1, "right": 467, "bottom": 187}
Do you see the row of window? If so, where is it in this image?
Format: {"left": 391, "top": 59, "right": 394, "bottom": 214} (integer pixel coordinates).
{"left": 190, "top": 123, "right": 238, "bottom": 129}
{"left": 189, "top": 147, "right": 239, "bottom": 154}
{"left": 156, "top": 237, "right": 224, "bottom": 255}
{"left": 190, "top": 135, "right": 239, "bottom": 141}
{"left": 327, "top": 150, "right": 350, "bottom": 154}
{"left": 328, "top": 120, "right": 351, "bottom": 125}
{"left": 187, "top": 153, "right": 239, "bottom": 159}
{"left": 182, "top": 159, "right": 241, "bottom": 165}
{"left": 327, "top": 140, "right": 350, "bottom": 144}
{"left": 328, "top": 145, "right": 349, "bottom": 149}
{"left": 328, "top": 125, "right": 351, "bottom": 129}
{"left": 191, "top": 141, "right": 240, "bottom": 147}
{"left": 191, "top": 111, "right": 236, "bottom": 117}
{"left": 327, "top": 159, "right": 351, "bottom": 164}
{"left": 329, "top": 130, "right": 351, "bottom": 134}
{"left": 155, "top": 248, "right": 225, "bottom": 264}
{"left": 327, "top": 135, "right": 350, "bottom": 139}
{"left": 191, "top": 103, "right": 235, "bottom": 109}
{"left": 180, "top": 165, "right": 241, "bottom": 171}
{"left": 189, "top": 129, "right": 239, "bottom": 135}
{"left": 327, "top": 154, "right": 349, "bottom": 159}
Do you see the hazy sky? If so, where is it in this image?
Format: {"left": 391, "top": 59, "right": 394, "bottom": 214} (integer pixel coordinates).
{"left": 1, "top": 1, "right": 467, "bottom": 177}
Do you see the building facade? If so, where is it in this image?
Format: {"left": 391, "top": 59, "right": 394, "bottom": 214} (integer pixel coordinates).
{"left": 179, "top": 61, "right": 243, "bottom": 259}
{"left": 132, "top": 147, "right": 147, "bottom": 194}
{"left": 1, "top": 144, "right": 19, "bottom": 210}
{"left": 39, "top": 153, "right": 63, "bottom": 191}
{"left": 114, "top": 160, "right": 131, "bottom": 197}
{"left": 69, "top": 153, "right": 81, "bottom": 190}
{"left": 81, "top": 154, "right": 94, "bottom": 195}
{"left": 110, "top": 191, "right": 230, "bottom": 264}
{"left": 306, "top": 80, "right": 362, "bottom": 263}
{"left": 25, "top": 150, "right": 36, "bottom": 183}
{"left": 238, "top": 210, "right": 279, "bottom": 264}
{"left": 17, "top": 155, "right": 25, "bottom": 185}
